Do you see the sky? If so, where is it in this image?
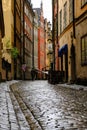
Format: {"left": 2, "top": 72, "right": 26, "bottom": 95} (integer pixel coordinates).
{"left": 31, "top": 0, "right": 52, "bottom": 23}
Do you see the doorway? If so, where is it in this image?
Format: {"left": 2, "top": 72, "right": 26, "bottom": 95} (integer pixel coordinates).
{"left": 71, "top": 43, "right": 76, "bottom": 82}
{"left": 65, "top": 52, "right": 68, "bottom": 82}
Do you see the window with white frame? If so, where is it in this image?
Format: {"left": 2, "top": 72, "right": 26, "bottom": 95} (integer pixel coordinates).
{"left": 81, "top": 0, "right": 87, "bottom": 7}
{"left": 63, "top": 2, "right": 67, "bottom": 29}
{"left": 69, "top": 0, "right": 73, "bottom": 23}
{"left": 81, "top": 34, "right": 87, "bottom": 65}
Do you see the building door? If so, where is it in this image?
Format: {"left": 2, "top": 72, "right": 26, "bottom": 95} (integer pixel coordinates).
{"left": 61, "top": 55, "right": 63, "bottom": 71}
{"left": 71, "top": 44, "right": 76, "bottom": 81}
{"left": 65, "top": 52, "right": 68, "bottom": 82}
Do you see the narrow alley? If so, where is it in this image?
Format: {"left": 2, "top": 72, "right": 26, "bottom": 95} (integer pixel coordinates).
{"left": 8, "top": 80, "right": 87, "bottom": 130}
{"left": 0, "top": 0, "right": 87, "bottom": 129}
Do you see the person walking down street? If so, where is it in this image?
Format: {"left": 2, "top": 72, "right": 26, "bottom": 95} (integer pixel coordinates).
{"left": 31, "top": 68, "right": 35, "bottom": 80}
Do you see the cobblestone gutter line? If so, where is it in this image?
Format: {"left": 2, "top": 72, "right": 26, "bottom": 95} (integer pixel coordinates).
{"left": 10, "top": 84, "right": 43, "bottom": 130}
{"left": 19, "top": 95, "right": 45, "bottom": 130}
{"left": 5, "top": 91, "right": 19, "bottom": 130}
{"left": 10, "top": 91, "right": 31, "bottom": 130}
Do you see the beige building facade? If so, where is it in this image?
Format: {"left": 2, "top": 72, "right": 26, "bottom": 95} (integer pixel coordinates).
{"left": 58, "top": 0, "right": 87, "bottom": 84}
{"left": 33, "top": 10, "right": 39, "bottom": 70}
{"left": 75, "top": 0, "right": 87, "bottom": 83}
{"left": 2, "top": 0, "right": 24, "bottom": 80}
{"left": 58, "top": 0, "right": 74, "bottom": 82}
{"left": 0, "top": 0, "right": 5, "bottom": 81}
{"left": 44, "top": 19, "right": 52, "bottom": 71}
{"left": 24, "top": 0, "right": 34, "bottom": 80}
{"left": 2, "top": 0, "right": 12, "bottom": 80}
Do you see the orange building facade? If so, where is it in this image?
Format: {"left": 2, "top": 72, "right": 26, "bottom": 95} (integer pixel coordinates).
{"left": 34, "top": 2, "right": 45, "bottom": 79}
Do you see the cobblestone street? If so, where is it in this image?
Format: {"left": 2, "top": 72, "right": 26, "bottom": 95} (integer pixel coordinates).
{"left": 9, "top": 80, "right": 87, "bottom": 130}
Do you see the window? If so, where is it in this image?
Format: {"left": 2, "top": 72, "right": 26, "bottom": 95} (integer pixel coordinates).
{"left": 69, "top": 0, "right": 73, "bottom": 23}
{"left": 60, "top": 10, "right": 62, "bottom": 33}
{"left": 81, "top": 0, "right": 87, "bottom": 7}
{"left": 81, "top": 35, "right": 87, "bottom": 65}
{"left": 63, "top": 2, "right": 67, "bottom": 29}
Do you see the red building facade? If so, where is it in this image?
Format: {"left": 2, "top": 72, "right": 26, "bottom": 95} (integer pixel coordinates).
{"left": 34, "top": 2, "right": 45, "bottom": 79}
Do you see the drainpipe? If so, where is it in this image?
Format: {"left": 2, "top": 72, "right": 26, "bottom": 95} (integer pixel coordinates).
{"left": 32, "top": 14, "right": 34, "bottom": 69}
{"left": 72, "top": 0, "right": 76, "bottom": 80}
{"left": 23, "top": 0, "right": 25, "bottom": 80}
{"left": 20, "top": 0, "right": 22, "bottom": 79}
{"left": 14, "top": 0, "right": 16, "bottom": 46}
{"left": 72, "top": 0, "right": 76, "bottom": 38}
{"left": 52, "top": 0, "right": 55, "bottom": 71}
{"left": 14, "top": 0, "right": 16, "bottom": 79}
{"left": 57, "top": 0, "right": 59, "bottom": 70}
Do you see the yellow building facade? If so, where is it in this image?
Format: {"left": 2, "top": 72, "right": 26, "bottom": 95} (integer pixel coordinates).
{"left": 2, "top": 0, "right": 12, "bottom": 80}
{"left": 75, "top": 0, "right": 87, "bottom": 83}
{"left": 0, "top": 0, "right": 5, "bottom": 81}
{"left": 58, "top": 0, "right": 87, "bottom": 84}
{"left": 58, "top": 0, "right": 74, "bottom": 82}
{"left": 2, "top": 0, "right": 22, "bottom": 80}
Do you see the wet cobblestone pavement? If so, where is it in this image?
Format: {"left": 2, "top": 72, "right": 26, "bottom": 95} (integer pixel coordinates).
{"left": 10, "top": 81, "right": 87, "bottom": 130}
{"left": 0, "top": 82, "right": 19, "bottom": 130}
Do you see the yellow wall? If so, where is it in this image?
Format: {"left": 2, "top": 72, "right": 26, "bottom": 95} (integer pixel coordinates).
{"left": 75, "top": 0, "right": 87, "bottom": 18}
{"left": 75, "top": 1, "right": 87, "bottom": 79}
{"left": 76, "top": 19, "right": 87, "bottom": 78}
{"left": 2, "top": 0, "right": 12, "bottom": 63}
{"left": 59, "top": 27, "right": 74, "bottom": 81}
{"left": 2, "top": 0, "right": 14, "bottom": 80}
{"left": 58, "top": 0, "right": 87, "bottom": 81}
{"left": 58, "top": 0, "right": 73, "bottom": 81}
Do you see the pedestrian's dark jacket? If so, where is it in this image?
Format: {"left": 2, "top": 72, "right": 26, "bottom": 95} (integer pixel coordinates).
{"left": 31, "top": 69, "right": 35, "bottom": 80}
